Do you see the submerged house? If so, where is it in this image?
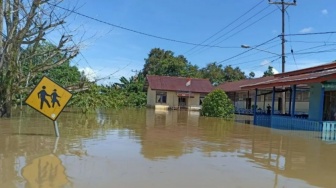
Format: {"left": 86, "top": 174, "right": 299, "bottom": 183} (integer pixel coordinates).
{"left": 217, "top": 76, "right": 310, "bottom": 115}
{"left": 239, "top": 61, "right": 336, "bottom": 132}
{"left": 146, "top": 75, "right": 214, "bottom": 110}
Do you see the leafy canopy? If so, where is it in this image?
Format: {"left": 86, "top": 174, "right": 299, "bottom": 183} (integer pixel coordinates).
{"left": 143, "top": 48, "right": 202, "bottom": 78}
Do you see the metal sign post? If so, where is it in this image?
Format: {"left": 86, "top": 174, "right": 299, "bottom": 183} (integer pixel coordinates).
{"left": 25, "top": 76, "right": 72, "bottom": 137}
{"left": 53, "top": 121, "right": 60, "bottom": 137}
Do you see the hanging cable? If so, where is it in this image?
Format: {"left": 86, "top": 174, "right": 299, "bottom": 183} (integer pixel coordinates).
{"left": 184, "top": 0, "right": 265, "bottom": 55}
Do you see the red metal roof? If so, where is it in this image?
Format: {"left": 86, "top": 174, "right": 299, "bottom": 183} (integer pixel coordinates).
{"left": 146, "top": 75, "right": 214, "bottom": 93}
{"left": 275, "top": 61, "right": 336, "bottom": 78}
{"left": 241, "top": 68, "right": 336, "bottom": 89}
{"left": 217, "top": 76, "right": 274, "bottom": 92}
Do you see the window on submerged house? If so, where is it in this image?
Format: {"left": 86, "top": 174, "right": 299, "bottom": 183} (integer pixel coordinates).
{"left": 199, "top": 95, "right": 205, "bottom": 105}
{"left": 323, "top": 91, "right": 336, "bottom": 121}
{"left": 156, "top": 91, "right": 167, "bottom": 103}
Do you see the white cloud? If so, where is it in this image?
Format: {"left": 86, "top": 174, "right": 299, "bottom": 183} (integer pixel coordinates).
{"left": 79, "top": 67, "right": 97, "bottom": 82}
{"left": 260, "top": 60, "right": 270, "bottom": 66}
{"left": 272, "top": 67, "right": 279, "bottom": 74}
{"left": 322, "top": 9, "right": 328, "bottom": 15}
{"left": 299, "top": 27, "right": 313, "bottom": 34}
{"left": 75, "top": 56, "right": 144, "bottom": 85}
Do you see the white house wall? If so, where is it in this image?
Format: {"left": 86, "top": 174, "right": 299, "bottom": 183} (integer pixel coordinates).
{"left": 147, "top": 87, "right": 202, "bottom": 110}
{"left": 147, "top": 87, "right": 156, "bottom": 107}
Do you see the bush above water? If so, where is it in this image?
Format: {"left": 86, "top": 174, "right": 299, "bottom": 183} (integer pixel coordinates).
{"left": 200, "top": 89, "right": 234, "bottom": 119}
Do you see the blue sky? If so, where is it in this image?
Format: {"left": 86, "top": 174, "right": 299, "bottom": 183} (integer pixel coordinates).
{"left": 56, "top": 0, "right": 336, "bottom": 84}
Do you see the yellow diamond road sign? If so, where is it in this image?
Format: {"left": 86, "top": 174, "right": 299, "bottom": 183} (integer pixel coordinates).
{"left": 25, "top": 76, "right": 72, "bottom": 121}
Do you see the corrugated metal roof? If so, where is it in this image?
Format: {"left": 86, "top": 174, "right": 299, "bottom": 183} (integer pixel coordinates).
{"left": 275, "top": 61, "right": 336, "bottom": 78}
{"left": 146, "top": 75, "right": 214, "bottom": 93}
{"left": 217, "top": 76, "right": 274, "bottom": 92}
{"left": 241, "top": 68, "right": 336, "bottom": 89}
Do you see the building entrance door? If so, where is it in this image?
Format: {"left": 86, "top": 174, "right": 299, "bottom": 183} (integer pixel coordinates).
{"left": 178, "top": 97, "right": 187, "bottom": 107}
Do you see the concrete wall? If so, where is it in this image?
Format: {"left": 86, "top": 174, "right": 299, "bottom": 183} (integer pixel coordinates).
{"left": 308, "top": 83, "right": 323, "bottom": 121}
{"left": 147, "top": 87, "right": 156, "bottom": 107}
{"left": 147, "top": 87, "right": 203, "bottom": 110}
{"left": 231, "top": 90, "right": 310, "bottom": 114}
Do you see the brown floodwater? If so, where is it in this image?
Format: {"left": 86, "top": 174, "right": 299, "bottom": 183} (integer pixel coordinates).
{"left": 0, "top": 107, "right": 335, "bottom": 188}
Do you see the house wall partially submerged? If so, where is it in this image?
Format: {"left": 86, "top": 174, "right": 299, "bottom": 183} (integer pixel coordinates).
{"left": 147, "top": 87, "right": 203, "bottom": 110}
{"left": 308, "top": 83, "right": 323, "bottom": 121}
{"left": 146, "top": 75, "right": 213, "bottom": 111}
{"left": 228, "top": 90, "right": 310, "bottom": 114}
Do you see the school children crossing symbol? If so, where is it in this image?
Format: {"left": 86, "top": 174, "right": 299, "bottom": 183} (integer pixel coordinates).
{"left": 25, "top": 76, "right": 72, "bottom": 121}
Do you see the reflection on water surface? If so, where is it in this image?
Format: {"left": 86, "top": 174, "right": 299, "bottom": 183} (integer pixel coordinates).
{"left": 0, "top": 108, "right": 334, "bottom": 188}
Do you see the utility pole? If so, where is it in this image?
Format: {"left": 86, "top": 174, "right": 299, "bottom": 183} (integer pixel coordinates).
{"left": 269, "top": 0, "right": 296, "bottom": 114}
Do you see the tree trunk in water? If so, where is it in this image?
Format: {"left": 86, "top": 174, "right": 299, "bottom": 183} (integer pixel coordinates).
{"left": 3, "top": 94, "right": 11, "bottom": 117}
{"left": 0, "top": 91, "right": 10, "bottom": 117}
{"left": 0, "top": 69, "right": 14, "bottom": 117}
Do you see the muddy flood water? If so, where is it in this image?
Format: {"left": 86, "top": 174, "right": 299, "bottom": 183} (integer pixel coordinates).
{"left": 1, "top": 108, "right": 336, "bottom": 188}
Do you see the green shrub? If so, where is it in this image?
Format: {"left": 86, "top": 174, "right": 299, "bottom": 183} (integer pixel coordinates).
{"left": 200, "top": 89, "right": 234, "bottom": 119}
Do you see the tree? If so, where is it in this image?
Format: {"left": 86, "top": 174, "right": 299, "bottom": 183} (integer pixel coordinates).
{"left": 248, "top": 72, "right": 255, "bottom": 79}
{"left": 200, "top": 89, "right": 234, "bottom": 119}
{"left": 0, "top": 0, "right": 80, "bottom": 117}
{"left": 223, "top": 65, "right": 246, "bottom": 82}
{"left": 22, "top": 42, "right": 81, "bottom": 87}
{"left": 200, "top": 63, "right": 247, "bottom": 85}
{"left": 69, "top": 84, "right": 107, "bottom": 114}
{"left": 143, "top": 48, "right": 200, "bottom": 78}
{"left": 200, "top": 62, "right": 225, "bottom": 86}
{"left": 263, "top": 66, "right": 274, "bottom": 77}
{"left": 117, "top": 73, "right": 147, "bottom": 107}
{"left": 69, "top": 71, "right": 147, "bottom": 113}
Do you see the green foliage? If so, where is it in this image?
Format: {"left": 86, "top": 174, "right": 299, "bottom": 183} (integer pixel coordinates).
{"left": 32, "top": 62, "right": 81, "bottom": 87}
{"left": 223, "top": 65, "right": 246, "bottom": 82}
{"left": 200, "top": 63, "right": 247, "bottom": 85}
{"left": 22, "top": 42, "right": 81, "bottom": 87}
{"left": 248, "top": 72, "right": 255, "bottom": 79}
{"left": 118, "top": 73, "right": 147, "bottom": 107}
{"left": 143, "top": 48, "right": 248, "bottom": 86}
{"left": 263, "top": 66, "right": 274, "bottom": 77}
{"left": 200, "top": 62, "right": 225, "bottom": 85}
{"left": 143, "top": 48, "right": 202, "bottom": 78}
{"left": 69, "top": 72, "right": 147, "bottom": 113}
{"left": 69, "top": 84, "right": 107, "bottom": 113}
{"left": 201, "top": 89, "right": 234, "bottom": 119}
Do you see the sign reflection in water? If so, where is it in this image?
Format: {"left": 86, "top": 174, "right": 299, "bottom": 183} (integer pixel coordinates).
{"left": 21, "top": 137, "right": 71, "bottom": 188}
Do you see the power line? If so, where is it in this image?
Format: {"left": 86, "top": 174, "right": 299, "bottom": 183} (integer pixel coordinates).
{"left": 288, "top": 40, "right": 336, "bottom": 44}
{"left": 285, "top": 9, "right": 298, "bottom": 70}
{"left": 184, "top": 0, "right": 265, "bottom": 55}
{"left": 284, "top": 31, "right": 336, "bottom": 36}
{"left": 50, "top": 10, "right": 94, "bottom": 71}
{"left": 294, "top": 43, "right": 336, "bottom": 53}
{"left": 223, "top": 43, "right": 281, "bottom": 66}
{"left": 218, "top": 36, "right": 280, "bottom": 64}
{"left": 242, "top": 56, "right": 281, "bottom": 70}
{"left": 188, "top": 4, "right": 277, "bottom": 56}
{"left": 211, "top": 8, "right": 277, "bottom": 47}
{"left": 269, "top": 0, "right": 296, "bottom": 74}
{"left": 293, "top": 49, "right": 336, "bottom": 55}
{"left": 227, "top": 54, "right": 280, "bottom": 67}
{"left": 48, "top": 3, "right": 238, "bottom": 49}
